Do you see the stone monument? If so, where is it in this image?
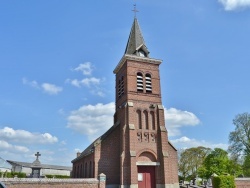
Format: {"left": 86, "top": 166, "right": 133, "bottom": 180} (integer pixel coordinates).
{"left": 31, "top": 152, "right": 42, "bottom": 178}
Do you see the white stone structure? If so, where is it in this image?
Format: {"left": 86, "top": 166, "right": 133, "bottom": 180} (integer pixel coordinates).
{"left": 7, "top": 160, "right": 72, "bottom": 177}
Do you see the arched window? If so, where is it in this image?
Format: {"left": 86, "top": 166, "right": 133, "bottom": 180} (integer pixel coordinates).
{"left": 80, "top": 164, "right": 83, "bottom": 177}
{"left": 85, "top": 162, "right": 88, "bottom": 178}
{"left": 145, "top": 73, "right": 152, "bottom": 93}
{"left": 137, "top": 110, "right": 142, "bottom": 129}
{"left": 77, "top": 165, "right": 80, "bottom": 178}
{"left": 144, "top": 110, "right": 149, "bottom": 129}
{"left": 74, "top": 166, "right": 77, "bottom": 178}
{"left": 150, "top": 112, "right": 156, "bottom": 130}
{"left": 93, "top": 162, "right": 95, "bottom": 178}
{"left": 89, "top": 161, "right": 92, "bottom": 178}
{"left": 137, "top": 73, "right": 143, "bottom": 92}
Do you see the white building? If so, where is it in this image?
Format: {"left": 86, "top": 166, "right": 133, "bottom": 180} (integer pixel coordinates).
{"left": 7, "top": 160, "right": 72, "bottom": 177}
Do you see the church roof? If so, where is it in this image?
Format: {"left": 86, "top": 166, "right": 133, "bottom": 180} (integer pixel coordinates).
{"left": 124, "top": 18, "right": 149, "bottom": 57}
{"left": 7, "top": 160, "right": 72, "bottom": 171}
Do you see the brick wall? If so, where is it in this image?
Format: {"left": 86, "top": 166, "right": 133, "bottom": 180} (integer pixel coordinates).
{"left": 235, "top": 178, "right": 250, "bottom": 188}
{"left": 96, "top": 126, "right": 120, "bottom": 185}
{"left": 0, "top": 177, "right": 106, "bottom": 188}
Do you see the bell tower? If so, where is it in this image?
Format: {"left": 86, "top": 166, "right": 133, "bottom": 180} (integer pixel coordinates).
{"left": 113, "top": 18, "right": 179, "bottom": 188}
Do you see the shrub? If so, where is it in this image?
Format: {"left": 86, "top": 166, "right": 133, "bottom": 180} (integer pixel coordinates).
{"left": 45, "top": 174, "right": 70, "bottom": 179}
{"left": 212, "top": 175, "right": 235, "bottom": 188}
{"left": 3, "top": 172, "right": 26, "bottom": 178}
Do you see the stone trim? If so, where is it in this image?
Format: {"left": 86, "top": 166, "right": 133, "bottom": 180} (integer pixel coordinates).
{"left": 129, "top": 124, "right": 135, "bottom": 130}
{"left": 130, "top": 151, "right": 136, "bottom": 157}
{"left": 136, "top": 162, "right": 160, "bottom": 166}
{"left": 163, "top": 151, "right": 169, "bottom": 157}
{"left": 120, "top": 184, "right": 138, "bottom": 188}
{"left": 156, "top": 183, "right": 179, "bottom": 188}
{"left": 157, "top": 105, "right": 164, "bottom": 110}
{"left": 127, "top": 102, "right": 134, "bottom": 107}
{"left": 160, "top": 126, "right": 166, "bottom": 132}
{"left": 114, "top": 54, "right": 162, "bottom": 74}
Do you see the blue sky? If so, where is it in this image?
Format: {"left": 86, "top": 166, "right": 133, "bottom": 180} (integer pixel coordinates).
{"left": 1, "top": 0, "right": 250, "bottom": 167}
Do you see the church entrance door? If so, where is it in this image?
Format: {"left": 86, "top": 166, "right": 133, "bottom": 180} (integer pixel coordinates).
{"left": 138, "top": 166, "right": 156, "bottom": 188}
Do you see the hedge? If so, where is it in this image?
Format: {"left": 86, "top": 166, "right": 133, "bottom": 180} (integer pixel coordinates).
{"left": 0, "top": 171, "right": 26, "bottom": 178}
{"left": 45, "top": 174, "right": 70, "bottom": 179}
{"left": 212, "top": 175, "right": 235, "bottom": 188}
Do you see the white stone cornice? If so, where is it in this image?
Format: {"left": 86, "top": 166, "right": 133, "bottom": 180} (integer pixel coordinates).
{"left": 113, "top": 54, "right": 162, "bottom": 74}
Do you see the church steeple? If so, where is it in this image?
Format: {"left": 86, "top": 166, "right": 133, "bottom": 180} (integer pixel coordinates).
{"left": 124, "top": 18, "right": 150, "bottom": 57}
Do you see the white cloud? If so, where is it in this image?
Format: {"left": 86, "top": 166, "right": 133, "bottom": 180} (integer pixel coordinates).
{"left": 66, "top": 77, "right": 104, "bottom": 97}
{"left": 67, "top": 62, "right": 106, "bottom": 96}
{"left": 67, "top": 77, "right": 101, "bottom": 88}
{"left": 41, "top": 83, "right": 63, "bottom": 95}
{"left": 0, "top": 140, "right": 29, "bottom": 153}
{"left": 22, "top": 78, "right": 39, "bottom": 89}
{"left": 0, "top": 127, "right": 58, "bottom": 144}
{"left": 67, "top": 102, "right": 115, "bottom": 141}
{"left": 218, "top": 0, "right": 250, "bottom": 10}
{"left": 73, "top": 62, "right": 93, "bottom": 75}
{"left": 67, "top": 103, "right": 200, "bottom": 141}
{"left": 170, "top": 136, "right": 228, "bottom": 150}
{"left": 22, "top": 78, "right": 63, "bottom": 95}
{"left": 66, "top": 103, "right": 201, "bottom": 140}
{"left": 164, "top": 107, "right": 200, "bottom": 137}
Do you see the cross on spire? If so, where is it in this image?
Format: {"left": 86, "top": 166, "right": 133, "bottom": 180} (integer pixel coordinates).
{"left": 35, "top": 152, "right": 41, "bottom": 160}
{"left": 132, "top": 4, "right": 139, "bottom": 18}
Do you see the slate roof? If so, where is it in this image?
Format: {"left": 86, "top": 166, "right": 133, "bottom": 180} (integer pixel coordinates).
{"left": 124, "top": 18, "right": 150, "bottom": 57}
{"left": 7, "top": 160, "right": 72, "bottom": 171}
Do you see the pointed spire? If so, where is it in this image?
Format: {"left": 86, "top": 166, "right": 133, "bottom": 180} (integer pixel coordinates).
{"left": 124, "top": 18, "right": 150, "bottom": 57}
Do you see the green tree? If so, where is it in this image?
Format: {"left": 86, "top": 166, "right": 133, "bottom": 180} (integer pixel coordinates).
{"left": 228, "top": 113, "right": 250, "bottom": 158}
{"left": 178, "top": 146, "right": 211, "bottom": 180}
{"left": 243, "top": 155, "right": 250, "bottom": 177}
{"left": 199, "top": 148, "right": 229, "bottom": 178}
{"left": 198, "top": 148, "right": 242, "bottom": 179}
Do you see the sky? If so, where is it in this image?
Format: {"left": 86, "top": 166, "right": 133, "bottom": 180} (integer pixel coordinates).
{"left": 1, "top": 0, "right": 250, "bottom": 167}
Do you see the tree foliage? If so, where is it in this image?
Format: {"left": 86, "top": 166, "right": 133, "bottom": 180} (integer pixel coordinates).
{"left": 242, "top": 155, "right": 250, "bottom": 177}
{"left": 212, "top": 175, "right": 235, "bottom": 188}
{"left": 178, "top": 146, "right": 211, "bottom": 180}
{"left": 229, "top": 112, "right": 250, "bottom": 157}
{"left": 199, "top": 148, "right": 229, "bottom": 178}
{"left": 198, "top": 148, "right": 242, "bottom": 179}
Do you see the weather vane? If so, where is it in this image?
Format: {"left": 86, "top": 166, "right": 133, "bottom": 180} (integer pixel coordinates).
{"left": 132, "top": 4, "right": 139, "bottom": 18}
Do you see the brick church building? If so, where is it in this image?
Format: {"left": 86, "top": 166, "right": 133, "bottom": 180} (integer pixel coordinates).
{"left": 72, "top": 17, "right": 179, "bottom": 188}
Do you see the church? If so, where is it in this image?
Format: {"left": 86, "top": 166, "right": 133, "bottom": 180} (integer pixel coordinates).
{"left": 72, "top": 16, "right": 179, "bottom": 188}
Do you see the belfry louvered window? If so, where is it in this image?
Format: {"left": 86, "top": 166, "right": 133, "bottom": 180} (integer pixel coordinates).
{"left": 145, "top": 73, "right": 152, "bottom": 93}
{"left": 137, "top": 73, "right": 143, "bottom": 92}
{"left": 118, "top": 76, "right": 124, "bottom": 98}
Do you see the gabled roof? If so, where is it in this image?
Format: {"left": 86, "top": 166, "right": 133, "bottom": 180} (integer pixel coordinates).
{"left": 7, "top": 160, "right": 72, "bottom": 171}
{"left": 124, "top": 18, "right": 150, "bottom": 57}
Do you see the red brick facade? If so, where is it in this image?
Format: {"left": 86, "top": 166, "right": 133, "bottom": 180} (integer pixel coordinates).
{"left": 72, "top": 18, "right": 179, "bottom": 188}
{"left": 235, "top": 178, "right": 250, "bottom": 188}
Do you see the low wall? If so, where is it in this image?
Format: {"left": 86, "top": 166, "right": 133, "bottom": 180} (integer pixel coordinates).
{"left": 235, "top": 178, "right": 250, "bottom": 188}
{"left": 0, "top": 175, "right": 106, "bottom": 188}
